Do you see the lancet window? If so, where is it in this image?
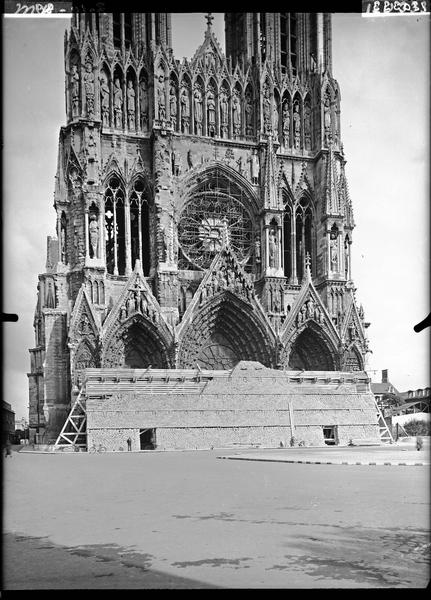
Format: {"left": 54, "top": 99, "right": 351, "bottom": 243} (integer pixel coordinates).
{"left": 283, "top": 195, "right": 314, "bottom": 282}
{"left": 280, "top": 13, "right": 298, "bottom": 75}
{"left": 104, "top": 175, "right": 150, "bottom": 277}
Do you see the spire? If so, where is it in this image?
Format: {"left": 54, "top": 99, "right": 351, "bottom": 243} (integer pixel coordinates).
{"left": 324, "top": 137, "right": 341, "bottom": 216}
{"left": 205, "top": 12, "right": 214, "bottom": 33}
{"left": 264, "top": 135, "right": 277, "bottom": 209}
{"left": 339, "top": 161, "right": 355, "bottom": 228}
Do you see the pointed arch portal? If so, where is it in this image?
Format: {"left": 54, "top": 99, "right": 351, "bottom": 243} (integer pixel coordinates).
{"left": 179, "top": 294, "right": 274, "bottom": 370}
{"left": 103, "top": 316, "right": 171, "bottom": 369}
{"left": 288, "top": 326, "right": 337, "bottom": 371}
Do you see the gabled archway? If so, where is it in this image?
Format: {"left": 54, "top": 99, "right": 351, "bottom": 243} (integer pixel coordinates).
{"left": 102, "top": 314, "right": 171, "bottom": 369}
{"left": 178, "top": 292, "right": 275, "bottom": 369}
{"left": 287, "top": 324, "right": 338, "bottom": 371}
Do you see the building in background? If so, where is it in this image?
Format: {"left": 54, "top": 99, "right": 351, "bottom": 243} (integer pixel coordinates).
{"left": 28, "top": 13, "right": 373, "bottom": 447}
{"left": 3, "top": 402, "right": 16, "bottom": 445}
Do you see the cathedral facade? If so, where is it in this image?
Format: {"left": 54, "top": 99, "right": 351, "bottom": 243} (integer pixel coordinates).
{"left": 28, "top": 13, "right": 371, "bottom": 444}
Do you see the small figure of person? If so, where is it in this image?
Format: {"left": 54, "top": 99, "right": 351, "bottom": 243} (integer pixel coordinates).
{"left": 5, "top": 440, "right": 12, "bottom": 458}
{"left": 127, "top": 437, "right": 132, "bottom": 452}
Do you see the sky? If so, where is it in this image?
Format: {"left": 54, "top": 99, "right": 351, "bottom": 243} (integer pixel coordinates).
{"left": 2, "top": 12, "right": 429, "bottom": 420}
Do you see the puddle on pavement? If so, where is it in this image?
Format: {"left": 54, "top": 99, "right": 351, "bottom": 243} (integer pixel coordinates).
{"left": 172, "top": 557, "right": 252, "bottom": 569}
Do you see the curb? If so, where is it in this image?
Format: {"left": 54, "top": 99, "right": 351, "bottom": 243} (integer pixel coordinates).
{"left": 217, "top": 456, "right": 429, "bottom": 466}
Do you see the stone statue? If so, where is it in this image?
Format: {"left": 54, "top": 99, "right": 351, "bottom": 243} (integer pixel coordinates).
{"left": 100, "top": 76, "right": 110, "bottom": 127}
{"left": 272, "top": 99, "right": 279, "bottom": 139}
{"left": 127, "top": 80, "right": 135, "bottom": 130}
{"left": 220, "top": 92, "right": 228, "bottom": 125}
{"left": 268, "top": 227, "right": 278, "bottom": 268}
{"left": 250, "top": 149, "right": 260, "bottom": 185}
{"left": 70, "top": 64, "right": 80, "bottom": 117}
{"left": 207, "top": 89, "right": 216, "bottom": 133}
{"left": 255, "top": 238, "right": 261, "bottom": 261}
{"left": 193, "top": 88, "right": 203, "bottom": 134}
{"left": 232, "top": 92, "right": 241, "bottom": 136}
{"left": 306, "top": 297, "right": 314, "bottom": 319}
{"left": 304, "top": 103, "right": 312, "bottom": 150}
{"left": 84, "top": 59, "right": 95, "bottom": 118}
{"left": 324, "top": 96, "right": 331, "bottom": 131}
{"left": 262, "top": 85, "right": 272, "bottom": 133}
{"left": 60, "top": 226, "right": 66, "bottom": 263}
{"left": 180, "top": 87, "right": 190, "bottom": 133}
{"left": 89, "top": 214, "right": 99, "bottom": 258}
{"left": 139, "top": 79, "right": 149, "bottom": 129}
{"left": 293, "top": 103, "right": 301, "bottom": 149}
{"left": 169, "top": 83, "right": 177, "bottom": 128}
{"left": 245, "top": 92, "right": 253, "bottom": 135}
{"left": 114, "top": 78, "right": 123, "bottom": 129}
{"left": 282, "top": 101, "right": 290, "bottom": 146}
{"left": 140, "top": 292, "right": 148, "bottom": 315}
{"left": 157, "top": 74, "right": 166, "bottom": 121}
{"left": 330, "top": 237, "right": 338, "bottom": 271}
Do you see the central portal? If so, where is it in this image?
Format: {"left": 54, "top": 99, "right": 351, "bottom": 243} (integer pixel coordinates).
{"left": 196, "top": 332, "right": 238, "bottom": 369}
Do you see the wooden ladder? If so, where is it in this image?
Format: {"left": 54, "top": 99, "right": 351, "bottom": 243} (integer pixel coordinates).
{"left": 53, "top": 386, "right": 87, "bottom": 450}
{"left": 374, "top": 398, "right": 394, "bottom": 444}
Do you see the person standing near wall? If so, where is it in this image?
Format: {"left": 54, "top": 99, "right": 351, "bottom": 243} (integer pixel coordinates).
{"left": 127, "top": 437, "right": 132, "bottom": 452}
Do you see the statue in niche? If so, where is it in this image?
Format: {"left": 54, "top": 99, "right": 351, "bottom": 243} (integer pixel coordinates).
{"left": 232, "top": 92, "right": 241, "bottom": 137}
{"left": 100, "top": 76, "right": 110, "bottom": 127}
{"left": 324, "top": 95, "right": 331, "bottom": 144}
{"left": 193, "top": 87, "right": 203, "bottom": 134}
{"left": 304, "top": 103, "right": 312, "bottom": 150}
{"left": 245, "top": 92, "right": 253, "bottom": 135}
{"left": 330, "top": 231, "right": 339, "bottom": 272}
{"left": 220, "top": 90, "right": 228, "bottom": 136}
{"left": 207, "top": 89, "right": 216, "bottom": 133}
{"left": 89, "top": 214, "right": 99, "bottom": 258}
{"left": 84, "top": 59, "right": 95, "bottom": 118}
{"left": 157, "top": 74, "right": 166, "bottom": 121}
{"left": 268, "top": 227, "right": 278, "bottom": 268}
{"left": 306, "top": 297, "right": 314, "bottom": 319}
{"left": 127, "top": 80, "right": 135, "bottom": 130}
{"left": 205, "top": 48, "right": 215, "bottom": 70}
{"left": 86, "top": 130, "right": 97, "bottom": 181}
{"left": 180, "top": 86, "right": 190, "bottom": 133}
{"left": 255, "top": 238, "right": 261, "bottom": 262}
{"left": 113, "top": 78, "right": 123, "bottom": 129}
{"left": 139, "top": 79, "right": 149, "bottom": 129}
{"left": 282, "top": 101, "right": 290, "bottom": 146}
{"left": 70, "top": 64, "right": 80, "bottom": 117}
{"left": 293, "top": 103, "right": 301, "bottom": 149}
{"left": 250, "top": 149, "right": 260, "bottom": 185}
{"left": 140, "top": 292, "right": 148, "bottom": 315}
{"left": 262, "top": 85, "right": 272, "bottom": 133}
{"left": 236, "top": 156, "right": 244, "bottom": 176}
{"left": 126, "top": 294, "right": 133, "bottom": 316}
{"left": 60, "top": 227, "right": 66, "bottom": 263}
{"left": 272, "top": 99, "right": 279, "bottom": 140}
{"left": 169, "top": 83, "right": 177, "bottom": 128}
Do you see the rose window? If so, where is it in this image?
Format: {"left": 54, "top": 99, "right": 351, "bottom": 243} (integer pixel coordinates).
{"left": 178, "top": 191, "right": 253, "bottom": 269}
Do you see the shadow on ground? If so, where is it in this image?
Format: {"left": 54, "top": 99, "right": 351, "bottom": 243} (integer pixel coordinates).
{"left": 3, "top": 532, "right": 220, "bottom": 589}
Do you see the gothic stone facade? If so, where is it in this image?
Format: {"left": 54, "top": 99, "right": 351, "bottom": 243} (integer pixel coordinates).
{"left": 28, "top": 13, "right": 371, "bottom": 443}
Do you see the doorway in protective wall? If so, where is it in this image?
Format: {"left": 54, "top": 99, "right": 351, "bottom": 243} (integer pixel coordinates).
{"left": 140, "top": 428, "right": 156, "bottom": 450}
{"left": 323, "top": 425, "right": 338, "bottom": 445}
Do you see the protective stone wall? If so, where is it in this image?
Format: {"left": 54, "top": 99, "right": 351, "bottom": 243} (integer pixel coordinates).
{"left": 85, "top": 364, "right": 380, "bottom": 450}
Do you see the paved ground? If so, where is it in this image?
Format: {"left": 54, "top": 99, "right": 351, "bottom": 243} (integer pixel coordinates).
{"left": 3, "top": 445, "right": 430, "bottom": 589}
{"left": 218, "top": 443, "right": 431, "bottom": 466}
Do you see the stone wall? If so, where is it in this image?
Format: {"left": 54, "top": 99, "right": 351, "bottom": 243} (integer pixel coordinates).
{"left": 85, "top": 363, "right": 380, "bottom": 450}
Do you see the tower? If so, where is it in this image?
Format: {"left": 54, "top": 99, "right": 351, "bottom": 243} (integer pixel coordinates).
{"left": 28, "top": 12, "right": 370, "bottom": 443}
